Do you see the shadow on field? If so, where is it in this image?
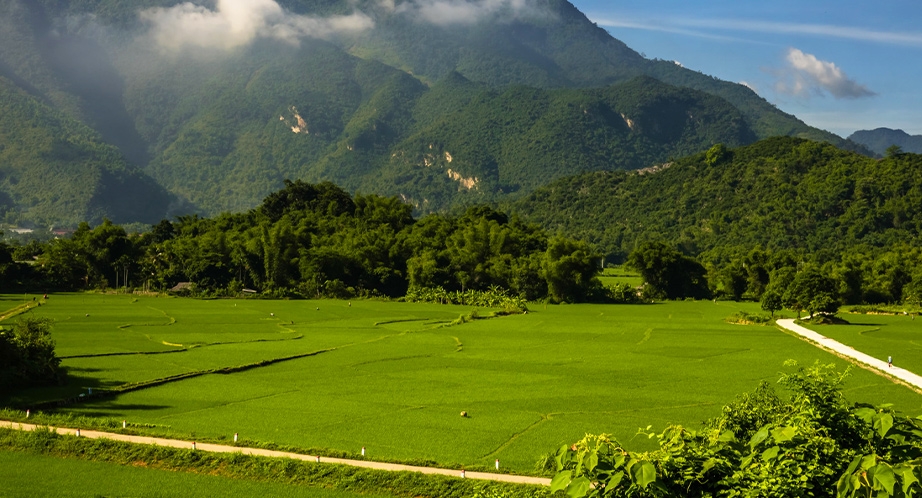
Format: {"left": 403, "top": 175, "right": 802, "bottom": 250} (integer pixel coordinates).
{"left": 75, "top": 403, "right": 171, "bottom": 417}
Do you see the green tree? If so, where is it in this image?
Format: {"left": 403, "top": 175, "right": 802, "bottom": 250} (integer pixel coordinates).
{"left": 760, "top": 288, "right": 783, "bottom": 318}
{"left": 783, "top": 267, "right": 840, "bottom": 318}
{"left": 543, "top": 237, "right": 599, "bottom": 303}
{"left": 627, "top": 242, "right": 710, "bottom": 300}
{"left": 0, "top": 317, "right": 64, "bottom": 391}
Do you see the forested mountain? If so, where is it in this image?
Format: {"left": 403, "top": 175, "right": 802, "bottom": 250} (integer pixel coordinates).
{"left": 513, "top": 137, "right": 922, "bottom": 262}
{"left": 0, "top": 0, "right": 866, "bottom": 225}
{"left": 849, "top": 128, "right": 922, "bottom": 155}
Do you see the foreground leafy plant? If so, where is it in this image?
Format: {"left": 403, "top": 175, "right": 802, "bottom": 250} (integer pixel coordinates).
{"left": 552, "top": 362, "right": 922, "bottom": 497}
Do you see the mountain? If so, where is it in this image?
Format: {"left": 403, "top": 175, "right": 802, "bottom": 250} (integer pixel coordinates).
{"left": 0, "top": 0, "right": 868, "bottom": 224}
{"left": 849, "top": 128, "right": 922, "bottom": 155}
{"left": 512, "top": 137, "right": 922, "bottom": 260}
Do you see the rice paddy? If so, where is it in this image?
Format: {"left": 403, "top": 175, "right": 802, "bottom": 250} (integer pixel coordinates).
{"left": 2, "top": 293, "right": 920, "bottom": 473}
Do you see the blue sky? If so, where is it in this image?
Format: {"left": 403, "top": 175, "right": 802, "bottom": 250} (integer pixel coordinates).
{"left": 571, "top": 0, "right": 922, "bottom": 138}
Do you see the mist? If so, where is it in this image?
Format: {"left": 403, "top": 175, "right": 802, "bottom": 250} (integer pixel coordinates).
{"left": 139, "top": 0, "right": 374, "bottom": 52}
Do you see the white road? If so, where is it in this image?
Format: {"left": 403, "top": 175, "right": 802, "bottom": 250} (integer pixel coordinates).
{"left": 776, "top": 318, "right": 922, "bottom": 390}
{"left": 0, "top": 421, "right": 551, "bottom": 486}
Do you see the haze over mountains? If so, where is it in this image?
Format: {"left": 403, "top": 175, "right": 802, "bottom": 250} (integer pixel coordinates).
{"left": 0, "top": 0, "right": 874, "bottom": 227}
{"left": 849, "top": 128, "right": 922, "bottom": 156}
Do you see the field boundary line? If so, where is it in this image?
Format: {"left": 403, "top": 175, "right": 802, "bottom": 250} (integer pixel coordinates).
{"left": 776, "top": 319, "right": 922, "bottom": 392}
{"left": 0, "top": 421, "right": 551, "bottom": 486}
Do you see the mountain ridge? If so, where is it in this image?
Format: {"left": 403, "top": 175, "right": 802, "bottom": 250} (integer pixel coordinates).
{"left": 849, "top": 128, "right": 922, "bottom": 155}
{"left": 0, "top": 0, "right": 871, "bottom": 226}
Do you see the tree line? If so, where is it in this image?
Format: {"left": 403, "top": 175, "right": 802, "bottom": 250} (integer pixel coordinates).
{"left": 0, "top": 180, "right": 600, "bottom": 304}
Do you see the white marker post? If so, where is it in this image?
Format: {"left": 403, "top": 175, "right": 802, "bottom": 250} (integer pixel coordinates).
{"left": 361, "top": 446, "right": 366, "bottom": 457}
{"left": 25, "top": 410, "right": 29, "bottom": 418}
{"left": 316, "top": 456, "right": 321, "bottom": 463}
{"left": 76, "top": 429, "right": 80, "bottom": 437}
{"left": 122, "top": 420, "right": 126, "bottom": 429}
{"left": 192, "top": 442, "right": 196, "bottom": 450}
{"left": 496, "top": 459, "right": 500, "bottom": 470}
{"left": 234, "top": 433, "right": 238, "bottom": 443}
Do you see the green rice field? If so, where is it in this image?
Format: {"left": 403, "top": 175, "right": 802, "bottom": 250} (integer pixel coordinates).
{"left": 802, "top": 312, "right": 922, "bottom": 373}
{"left": 2, "top": 294, "right": 920, "bottom": 473}
{"left": 0, "top": 450, "right": 394, "bottom": 498}
{"left": 597, "top": 267, "right": 643, "bottom": 288}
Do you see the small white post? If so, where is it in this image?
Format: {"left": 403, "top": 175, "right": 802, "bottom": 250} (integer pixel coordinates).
{"left": 495, "top": 459, "right": 500, "bottom": 470}
{"left": 234, "top": 432, "right": 238, "bottom": 443}
{"left": 76, "top": 429, "right": 80, "bottom": 437}
{"left": 25, "top": 410, "right": 29, "bottom": 418}
{"left": 316, "top": 456, "right": 321, "bottom": 463}
{"left": 122, "top": 420, "right": 126, "bottom": 428}
{"left": 361, "top": 446, "right": 365, "bottom": 456}
{"left": 460, "top": 469, "right": 466, "bottom": 478}
{"left": 192, "top": 441, "right": 196, "bottom": 450}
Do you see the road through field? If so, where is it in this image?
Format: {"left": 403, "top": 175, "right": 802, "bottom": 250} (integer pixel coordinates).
{"left": 0, "top": 421, "right": 551, "bottom": 486}
{"left": 776, "top": 319, "right": 922, "bottom": 390}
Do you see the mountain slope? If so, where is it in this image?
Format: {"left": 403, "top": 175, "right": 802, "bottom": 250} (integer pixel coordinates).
{"left": 512, "top": 137, "right": 922, "bottom": 260}
{"left": 0, "top": 0, "right": 869, "bottom": 224}
{"left": 849, "top": 128, "right": 922, "bottom": 155}
{"left": 0, "top": 74, "right": 175, "bottom": 226}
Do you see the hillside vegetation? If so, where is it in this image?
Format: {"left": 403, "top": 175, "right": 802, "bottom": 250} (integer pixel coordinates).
{"left": 515, "top": 137, "right": 922, "bottom": 261}
{"left": 0, "top": 0, "right": 864, "bottom": 225}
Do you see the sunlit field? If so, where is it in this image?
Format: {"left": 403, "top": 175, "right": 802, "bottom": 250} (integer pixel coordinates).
{"left": 2, "top": 294, "right": 919, "bottom": 472}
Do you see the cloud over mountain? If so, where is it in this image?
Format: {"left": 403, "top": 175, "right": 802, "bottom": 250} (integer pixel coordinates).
{"left": 775, "top": 48, "right": 875, "bottom": 99}
{"left": 140, "top": 0, "right": 373, "bottom": 52}
{"left": 391, "top": 0, "right": 548, "bottom": 26}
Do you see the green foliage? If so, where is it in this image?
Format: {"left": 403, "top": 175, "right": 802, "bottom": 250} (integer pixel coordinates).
{"left": 725, "top": 311, "right": 773, "bottom": 325}
{"left": 18, "top": 182, "right": 600, "bottom": 302}
{"left": 0, "top": 316, "right": 64, "bottom": 392}
{"left": 626, "top": 242, "right": 709, "bottom": 300}
{"left": 404, "top": 286, "right": 528, "bottom": 313}
{"left": 551, "top": 362, "right": 922, "bottom": 497}
{"left": 517, "top": 138, "right": 922, "bottom": 306}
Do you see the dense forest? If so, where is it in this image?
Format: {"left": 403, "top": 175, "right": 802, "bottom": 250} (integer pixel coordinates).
{"left": 0, "top": 181, "right": 600, "bottom": 304}
{"left": 513, "top": 137, "right": 922, "bottom": 305}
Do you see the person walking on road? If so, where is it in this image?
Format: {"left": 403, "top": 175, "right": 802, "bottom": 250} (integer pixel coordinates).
{"left": 888, "top": 355, "right": 893, "bottom": 368}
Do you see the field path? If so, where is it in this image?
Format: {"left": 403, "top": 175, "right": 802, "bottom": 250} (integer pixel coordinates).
{"left": 0, "top": 421, "right": 551, "bottom": 486}
{"left": 776, "top": 319, "right": 922, "bottom": 390}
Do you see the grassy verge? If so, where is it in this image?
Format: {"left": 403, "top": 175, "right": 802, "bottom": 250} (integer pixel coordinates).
{"left": 0, "top": 408, "right": 531, "bottom": 476}
{"left": 0, "top": 427, "right": 550, "bottom": 498}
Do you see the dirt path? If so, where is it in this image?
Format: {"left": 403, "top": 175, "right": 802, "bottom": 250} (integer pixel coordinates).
{"left": 0, "top": 420, "right": 551, "bottom": 486}
{"left": 776, "top": 318, "right": 922, "bottom": 390}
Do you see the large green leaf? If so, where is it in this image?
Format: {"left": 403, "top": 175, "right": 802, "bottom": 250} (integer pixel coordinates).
{"left": 632, "top": 461, "right": 657, "bottom": 489}
{"left": 872, "top": 463, "right": 897, "bottom": 495}
{"left": 771, "top": 426, "right": 796, "bottom": 443}
{"left": 876, "top": 413, "right": 894, "bottom": 438}
{"left": 761, "top": 445, "right": 780, "bottom": 461}
{"left": 550, "top": 470, "right": 573, "bottom": 493}
{"left": 566, "top": 476, "right": 592, "bottom": 498}
{"left": 749, "top": 426, "right": 769, "bottom": 449}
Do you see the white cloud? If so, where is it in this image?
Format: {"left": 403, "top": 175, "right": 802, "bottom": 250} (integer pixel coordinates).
{"left": 140, "top": 0, "right": 373, "bottom": 52}
{"left": 775, "top": 48, "right": 875, "bottom": 99}
{"left": 677, "top": 19, "right": 922, "bottom": 48}
{"left": 395, "top": 0, "right": 547, "bottom": 26}
{"left": 591, "top": 15, "right": 922, "bottom": 49}
{"left": 739, "top": 81, "right": 758, "bottom": 94}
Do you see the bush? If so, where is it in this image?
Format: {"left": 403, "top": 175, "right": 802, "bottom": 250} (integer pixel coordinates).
{"left": 0, "top": 317, "right": 65, "bottom": 392}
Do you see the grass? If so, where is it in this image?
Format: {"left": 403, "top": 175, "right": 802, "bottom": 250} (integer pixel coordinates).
{"left": 597, "top": 267, "right": 642, "bottom": 288}
{"left": 0, "top": 428, "right": 544, "bottom": 498}
{"left": 0, "top": 448, "right": 399, "bottom": 498}
{"left": 800, "top": 311, "right": 922, "bottom": 375}
{"left": 2, "top": 293, "right": 921, "bottom": 474}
